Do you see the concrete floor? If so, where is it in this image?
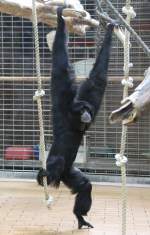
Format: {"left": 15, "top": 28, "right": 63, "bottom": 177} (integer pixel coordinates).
{"left": 0, "top": 181, "right": 150, "bottom": 235}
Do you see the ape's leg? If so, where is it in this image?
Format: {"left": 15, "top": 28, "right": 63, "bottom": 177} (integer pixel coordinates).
{"left": 73, "top": 23, "right": 116, "bottom": 121}
{"left": 62, "top": 167, "right": 93, "bottom": 229}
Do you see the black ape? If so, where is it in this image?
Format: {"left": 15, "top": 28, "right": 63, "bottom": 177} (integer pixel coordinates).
{"left": 37, "top": 8, "right": 115, "bottom": 229}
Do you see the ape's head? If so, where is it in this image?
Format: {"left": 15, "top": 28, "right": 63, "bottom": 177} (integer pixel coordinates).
{"left": 69, "top": 101, "right": 94, "bottom": 132}
{"left": 72, "top": 101, "right": 94, "bottom": 124}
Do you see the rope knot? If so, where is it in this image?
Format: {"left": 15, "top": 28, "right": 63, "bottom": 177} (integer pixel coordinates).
{"left": 122, "top": 6, "right": 136, "bottom": 18}
{"left": 121, "top": 77, "right": 134, "bottom": 88}
{"left": 33, "top": 89, "right": 45, "bottom": 100}
{"left": 115, "top": 153, "right": 128, "bottom": 167}
{"left": 123, "top": 63, "right": 133, "bottom": 71}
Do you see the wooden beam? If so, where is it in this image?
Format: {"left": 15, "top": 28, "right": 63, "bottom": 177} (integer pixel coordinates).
{"left": 0, "top": 0, "right": 99, "bottom": 35}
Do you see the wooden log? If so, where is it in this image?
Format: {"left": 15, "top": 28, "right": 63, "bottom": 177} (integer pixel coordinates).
{"left": 0, "top": 0, "right": 99, "bottom": 34}
{"left": 109, "top": 67, "right": 150, "bottom": 125}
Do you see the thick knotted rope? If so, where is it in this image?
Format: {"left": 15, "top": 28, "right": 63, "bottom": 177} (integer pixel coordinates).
{"left": 115, "top": 1, "right": 136, "bottom": 234}
{"left": 32, "top": 0, "right": 53, "bottom": 208}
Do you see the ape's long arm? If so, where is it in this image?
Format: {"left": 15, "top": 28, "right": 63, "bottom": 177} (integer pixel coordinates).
{"left": 73, "top": 24, "right": 115, "bottom": 120}
{"left": 51, "top": 7, "right": 76, "bottom": 96}
{"left": 51, "top": 7, "right": 76, "bottom": 138}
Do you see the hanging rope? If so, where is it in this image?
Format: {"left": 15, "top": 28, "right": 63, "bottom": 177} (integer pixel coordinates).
{"left": 32, "top": 0, "right": 53, "bottom": 208}
{"left": 114, "top": 1, "right": 136, "bottom": 235}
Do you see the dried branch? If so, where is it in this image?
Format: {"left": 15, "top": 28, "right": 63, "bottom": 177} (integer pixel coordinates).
{"left": 109, "top": 67, "right": 150, "bottom": 125}
{"left": 0, "top": 0, "right": 99, "bottom": 34}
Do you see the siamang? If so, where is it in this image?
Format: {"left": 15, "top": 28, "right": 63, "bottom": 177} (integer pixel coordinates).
{"left": 37, "top": 7, "right": 116, "bottom": 229}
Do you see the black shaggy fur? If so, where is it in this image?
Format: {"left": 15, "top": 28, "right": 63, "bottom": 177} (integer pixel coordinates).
{"left": 37, "top": 7, "right": 115, "bottom": 229}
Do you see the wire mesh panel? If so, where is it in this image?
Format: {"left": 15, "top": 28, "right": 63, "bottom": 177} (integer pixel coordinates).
{"left": 0, "top": 14, "right": 52, "bottom": 172}
{"left": 84, "top": 0, "right": 150, "bottom": 177}
{"left": 0, "top": 0, "right": 149, "bottom": 178}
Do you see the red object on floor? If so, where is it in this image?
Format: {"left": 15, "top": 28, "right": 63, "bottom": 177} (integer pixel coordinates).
{"left": 5, "top": 147, "right": 33, "bottom": 160}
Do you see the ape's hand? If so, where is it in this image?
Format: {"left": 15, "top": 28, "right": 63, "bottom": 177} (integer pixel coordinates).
{"left": 37, "top": 168, "right": 49, "bottom": 186}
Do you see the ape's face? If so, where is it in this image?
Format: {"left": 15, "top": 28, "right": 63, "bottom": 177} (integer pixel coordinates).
{"left": 71, "top": 101, "right": 92, "bottom": 124}
{"left": 80, "top": 109, "right": 92, "bottom": 123}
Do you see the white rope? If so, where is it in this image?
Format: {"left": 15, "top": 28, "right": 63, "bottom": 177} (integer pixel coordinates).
{"left": 114, "top": 1, "right": 136, "bottom": 235}
{"left": 32, "top": 0, "right": 53, "bottom": 208}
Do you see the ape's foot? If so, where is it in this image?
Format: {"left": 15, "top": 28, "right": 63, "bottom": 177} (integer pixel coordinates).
{"left": 78, "top": 218, "right": 94, "bottom": 229}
